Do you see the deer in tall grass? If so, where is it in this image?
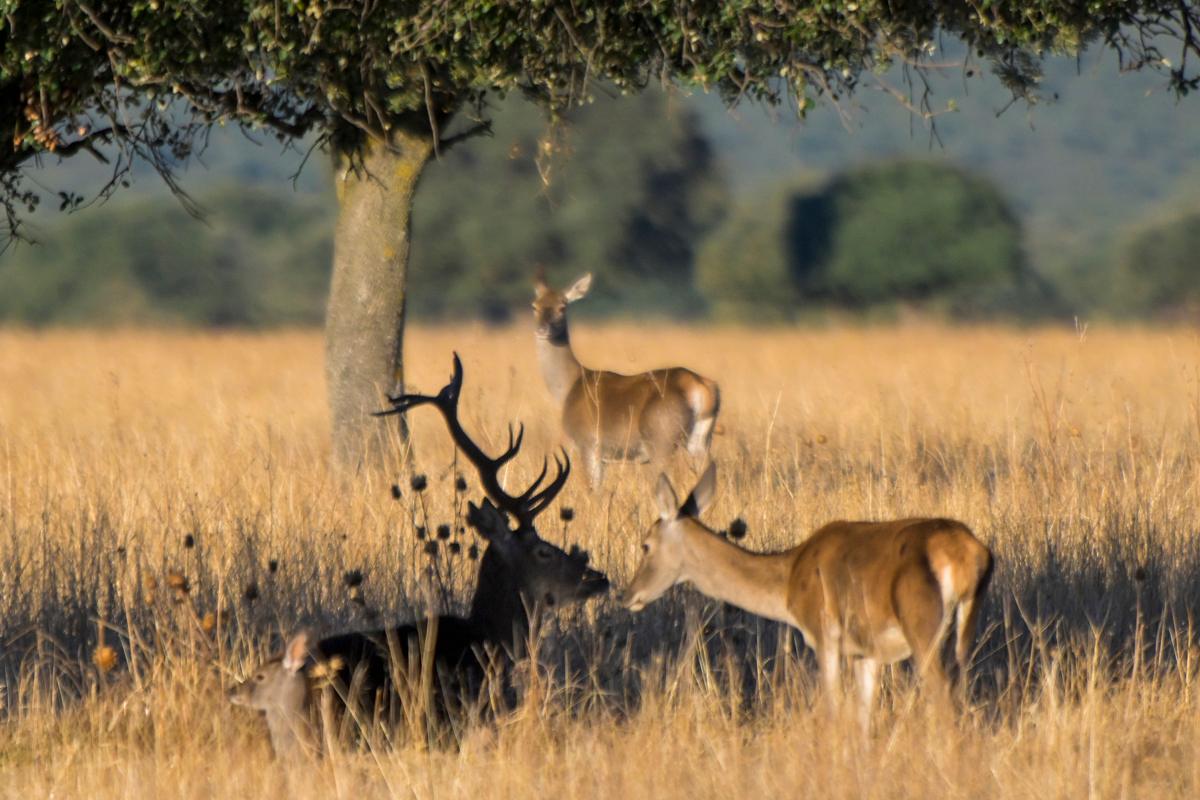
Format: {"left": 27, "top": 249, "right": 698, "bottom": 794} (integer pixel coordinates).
{"left": 620, "top": 463, "right": 993, "bottom": 731}
{"left": 533, "top": 271, "right": 721, "bottom": 488}
{"left": 228, "top": 355, "right": 609, "bottom": 757}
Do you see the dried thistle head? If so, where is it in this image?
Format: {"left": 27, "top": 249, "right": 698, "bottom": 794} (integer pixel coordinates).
{"left": 309, "top": 656, "right": 345, "bottom": 688}
{"left": 166, "top": 570, "right": 190, "bottom": 595}
{"left": 267, "top": 559, "right": 279, "bottom": 575}
{"left": 93, "top": 645, "right": 118, "bottom": 674}
{"left": 436, "top": 524, "right": 451, "bottom": 540}
{"left": 201, "top": 611, "right": 217, "bottom": 634}
{"left": 183, "top": 533, "right": 195, "bottom": 549}
{"left": 728, "top": 518, "right": 749, "bottom": 540}
{"left": 142, "top": 575, "right": 158, "bottom": 604}
{"left": 390, "top": 483, "right": 402, "bottom": 500}
{"left": 410, "top": 474, "right": 428, "bottom": 492}
{"left": 242, "top": 582, "right": 259, "bottom": 604}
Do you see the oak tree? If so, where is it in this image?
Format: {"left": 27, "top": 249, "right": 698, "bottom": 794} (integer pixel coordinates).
{"left": 3, "top": 0, "right": 1198, "bottom": 465}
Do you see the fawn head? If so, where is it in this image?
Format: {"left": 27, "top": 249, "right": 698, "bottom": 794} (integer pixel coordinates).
{"left": 228, "top": 630, "right": 319, "bottom": 758}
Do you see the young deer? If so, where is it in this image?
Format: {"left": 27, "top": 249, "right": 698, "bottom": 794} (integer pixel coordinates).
{"left": 620, "top": 464, "right": 993, "bottom": 730}
{"left": 533, "top": 271, "right": 721, "bottom": 488}
{"left": 228, "top": 356, "right": 609, "bottom": 757}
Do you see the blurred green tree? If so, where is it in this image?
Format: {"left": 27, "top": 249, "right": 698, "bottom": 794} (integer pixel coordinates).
{"left": 1116, "top": 213, "right": 1200, "bottom": 318}
{"left": 410, "top": 91, "right": 725, "bottom": 321}
{"left": 698, "top": 161, "right": 1037, "bottom": 319}
{"left": 0, "top": 186, "right": 332, "bottom": 326}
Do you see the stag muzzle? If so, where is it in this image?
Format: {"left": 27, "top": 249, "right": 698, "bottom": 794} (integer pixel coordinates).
{"left": 581, "top": 567, "right": 610, "bottom": 598}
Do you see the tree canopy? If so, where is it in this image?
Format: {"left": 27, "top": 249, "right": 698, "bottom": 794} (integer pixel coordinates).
{"left": 4, "top": 0, "right": 1200, "bottom": 239}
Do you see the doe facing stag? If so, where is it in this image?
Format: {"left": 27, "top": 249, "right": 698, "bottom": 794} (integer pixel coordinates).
{"left": 621, "top": 463, "right": 993, "bottom": 732}
{"left": 228, "top": 355, "right": 608, "bottom": 757}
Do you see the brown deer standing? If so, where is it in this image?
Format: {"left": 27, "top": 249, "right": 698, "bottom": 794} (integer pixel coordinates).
{"left": 228, "top": 356, "right": 609, "bottom": 757}
{"left": 620, "top": 463, "right": 993, "bottom": 731}
{"left": 532, "top": 271, "right": 721, "bottom": 488}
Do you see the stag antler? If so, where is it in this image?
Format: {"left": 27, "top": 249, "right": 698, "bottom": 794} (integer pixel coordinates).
{"left": 375, "top": 354, "right": 570, "bottom": 529}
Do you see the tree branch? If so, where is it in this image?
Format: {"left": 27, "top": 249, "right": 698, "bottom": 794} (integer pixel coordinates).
{"left": 422, "top": 61, "right": 442, "bottom": 159}
{"left": 437, "top": 120, "right": 492, "bottom": 152}
{"left": 75, "top": 1, "right": 136, "bottom": 45}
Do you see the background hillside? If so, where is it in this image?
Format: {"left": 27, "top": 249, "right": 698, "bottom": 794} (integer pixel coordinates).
{"left": 2, "top": 47, "right": 1198, "bottom": 325}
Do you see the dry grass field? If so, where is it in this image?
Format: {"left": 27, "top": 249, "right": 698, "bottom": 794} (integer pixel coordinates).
{"left": 1, "top": 322, "right": 1199, "bottom": 798}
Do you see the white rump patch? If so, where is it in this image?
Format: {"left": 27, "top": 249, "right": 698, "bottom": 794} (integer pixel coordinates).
{"left": 687, "top": 416, "right": 715, "bottom": 457}
{"left": 939, "top": 565, "right": 958, "bottom": 605}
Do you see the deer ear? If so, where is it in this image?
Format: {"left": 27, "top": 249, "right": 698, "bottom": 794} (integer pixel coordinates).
{"left": 563, "top": 273, "right": 592, "bottom": 303}
{"left": 533, "top": 265, "right": 549, "bottom": 295}
{"left": 467, "top": 498, "right": 510, "bottom": 541}
{"left": 282, "top": 630, "right": 314, "bottom": 674}
{"left": 655, "top": 473, "right": 679, "bottom": 521}
{"left": 679, "top": 462, "right": 717, "bottom": 519}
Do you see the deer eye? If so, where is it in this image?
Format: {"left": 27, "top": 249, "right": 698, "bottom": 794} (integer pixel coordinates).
{"left": 255, "top": 673, "right": 265, "bottom": 682}
{"left": 642, "top": 543, "right": 650, "bottom": 553}
{"left": 535, "top": 545, "right": 554, "bottom": 560}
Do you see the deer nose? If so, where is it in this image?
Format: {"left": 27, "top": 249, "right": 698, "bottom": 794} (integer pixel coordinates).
{"left": 582, "top": 568, "right": 610, "bottom": 596}
{"left": 617, "top": 588, "right": 645, "bottom": 612}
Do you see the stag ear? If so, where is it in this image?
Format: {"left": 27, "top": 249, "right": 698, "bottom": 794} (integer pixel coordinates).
{"left": 655, "top": 473, "right": 679, "bottom": 521}
{"left": 467, "top": 498, "right": 511, "bottom": 541}
{"left": 563, "top": 273, "right": 592, "bottom": 303}
{"left": 282, "top": 630, "right": 315, "bottom": 674}
{"left": 679, "top": 462, "right": 717, "bottom": 519}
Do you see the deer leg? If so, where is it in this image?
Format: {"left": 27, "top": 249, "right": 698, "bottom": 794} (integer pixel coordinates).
{"left": 952, "top": 591, "right": 985, "bottom": 701}
{"left": 853, "top": 657, "right": 881, "bottom": 734}
{"left": 583, "top": 446, "right": 604, "bottom": 490}
{"left": 893, "top": 565, "right": 952, "bottom": 707}
{"left": 817, "top": 629, "right": 844, "bottom": 717}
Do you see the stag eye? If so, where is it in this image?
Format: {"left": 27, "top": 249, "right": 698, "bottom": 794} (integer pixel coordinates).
{"left": 642, "top": 543, "right": 650, "bottom": 553}
{"left": 255, "top": 673, "right": 265, "bottom": 682}
{"left": 535, "top": 545, "right": 554, "bottom": 561}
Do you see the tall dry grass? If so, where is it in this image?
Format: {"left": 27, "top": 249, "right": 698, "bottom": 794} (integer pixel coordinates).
{"left": 1, "top": 323, "right": 1199, "bottom": 798}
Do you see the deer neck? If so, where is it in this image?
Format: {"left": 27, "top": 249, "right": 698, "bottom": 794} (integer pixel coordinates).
{"left": 468, "top": 547, "right": 530, "bottom": 655}
{"left": 680, "top": 527, "right": 797, "bottom": 626}
{"left": 265, "top": 702, "right": 317, "bottom": 759}
{"left": 535, "top": 326, "right": 583, "bottom": 404}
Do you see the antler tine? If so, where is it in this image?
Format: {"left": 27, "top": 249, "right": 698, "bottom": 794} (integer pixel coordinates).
{"left": 382, "top": 353, "right": 537, "bottom": 520}
{"left": 494, "top": 422, "right": 525, "bottom": 466}
{"left": 515, "top": 456, "right": 551, "bottom": 506}
{"left": 441, "top": 352, "right": 465, "bottom": 406}
{"left": 378, "top": 353, "right": 571, "bottom": 526}
{"left": 523, "top": 450, "right": 571, "bottom": 519}
{"left": 373, "top": 391, "right": 440, "bottom": 417}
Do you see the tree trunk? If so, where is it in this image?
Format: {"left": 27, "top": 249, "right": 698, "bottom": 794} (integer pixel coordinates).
{"left": 326, "top": 129, "right": 433, "bottom": 469}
